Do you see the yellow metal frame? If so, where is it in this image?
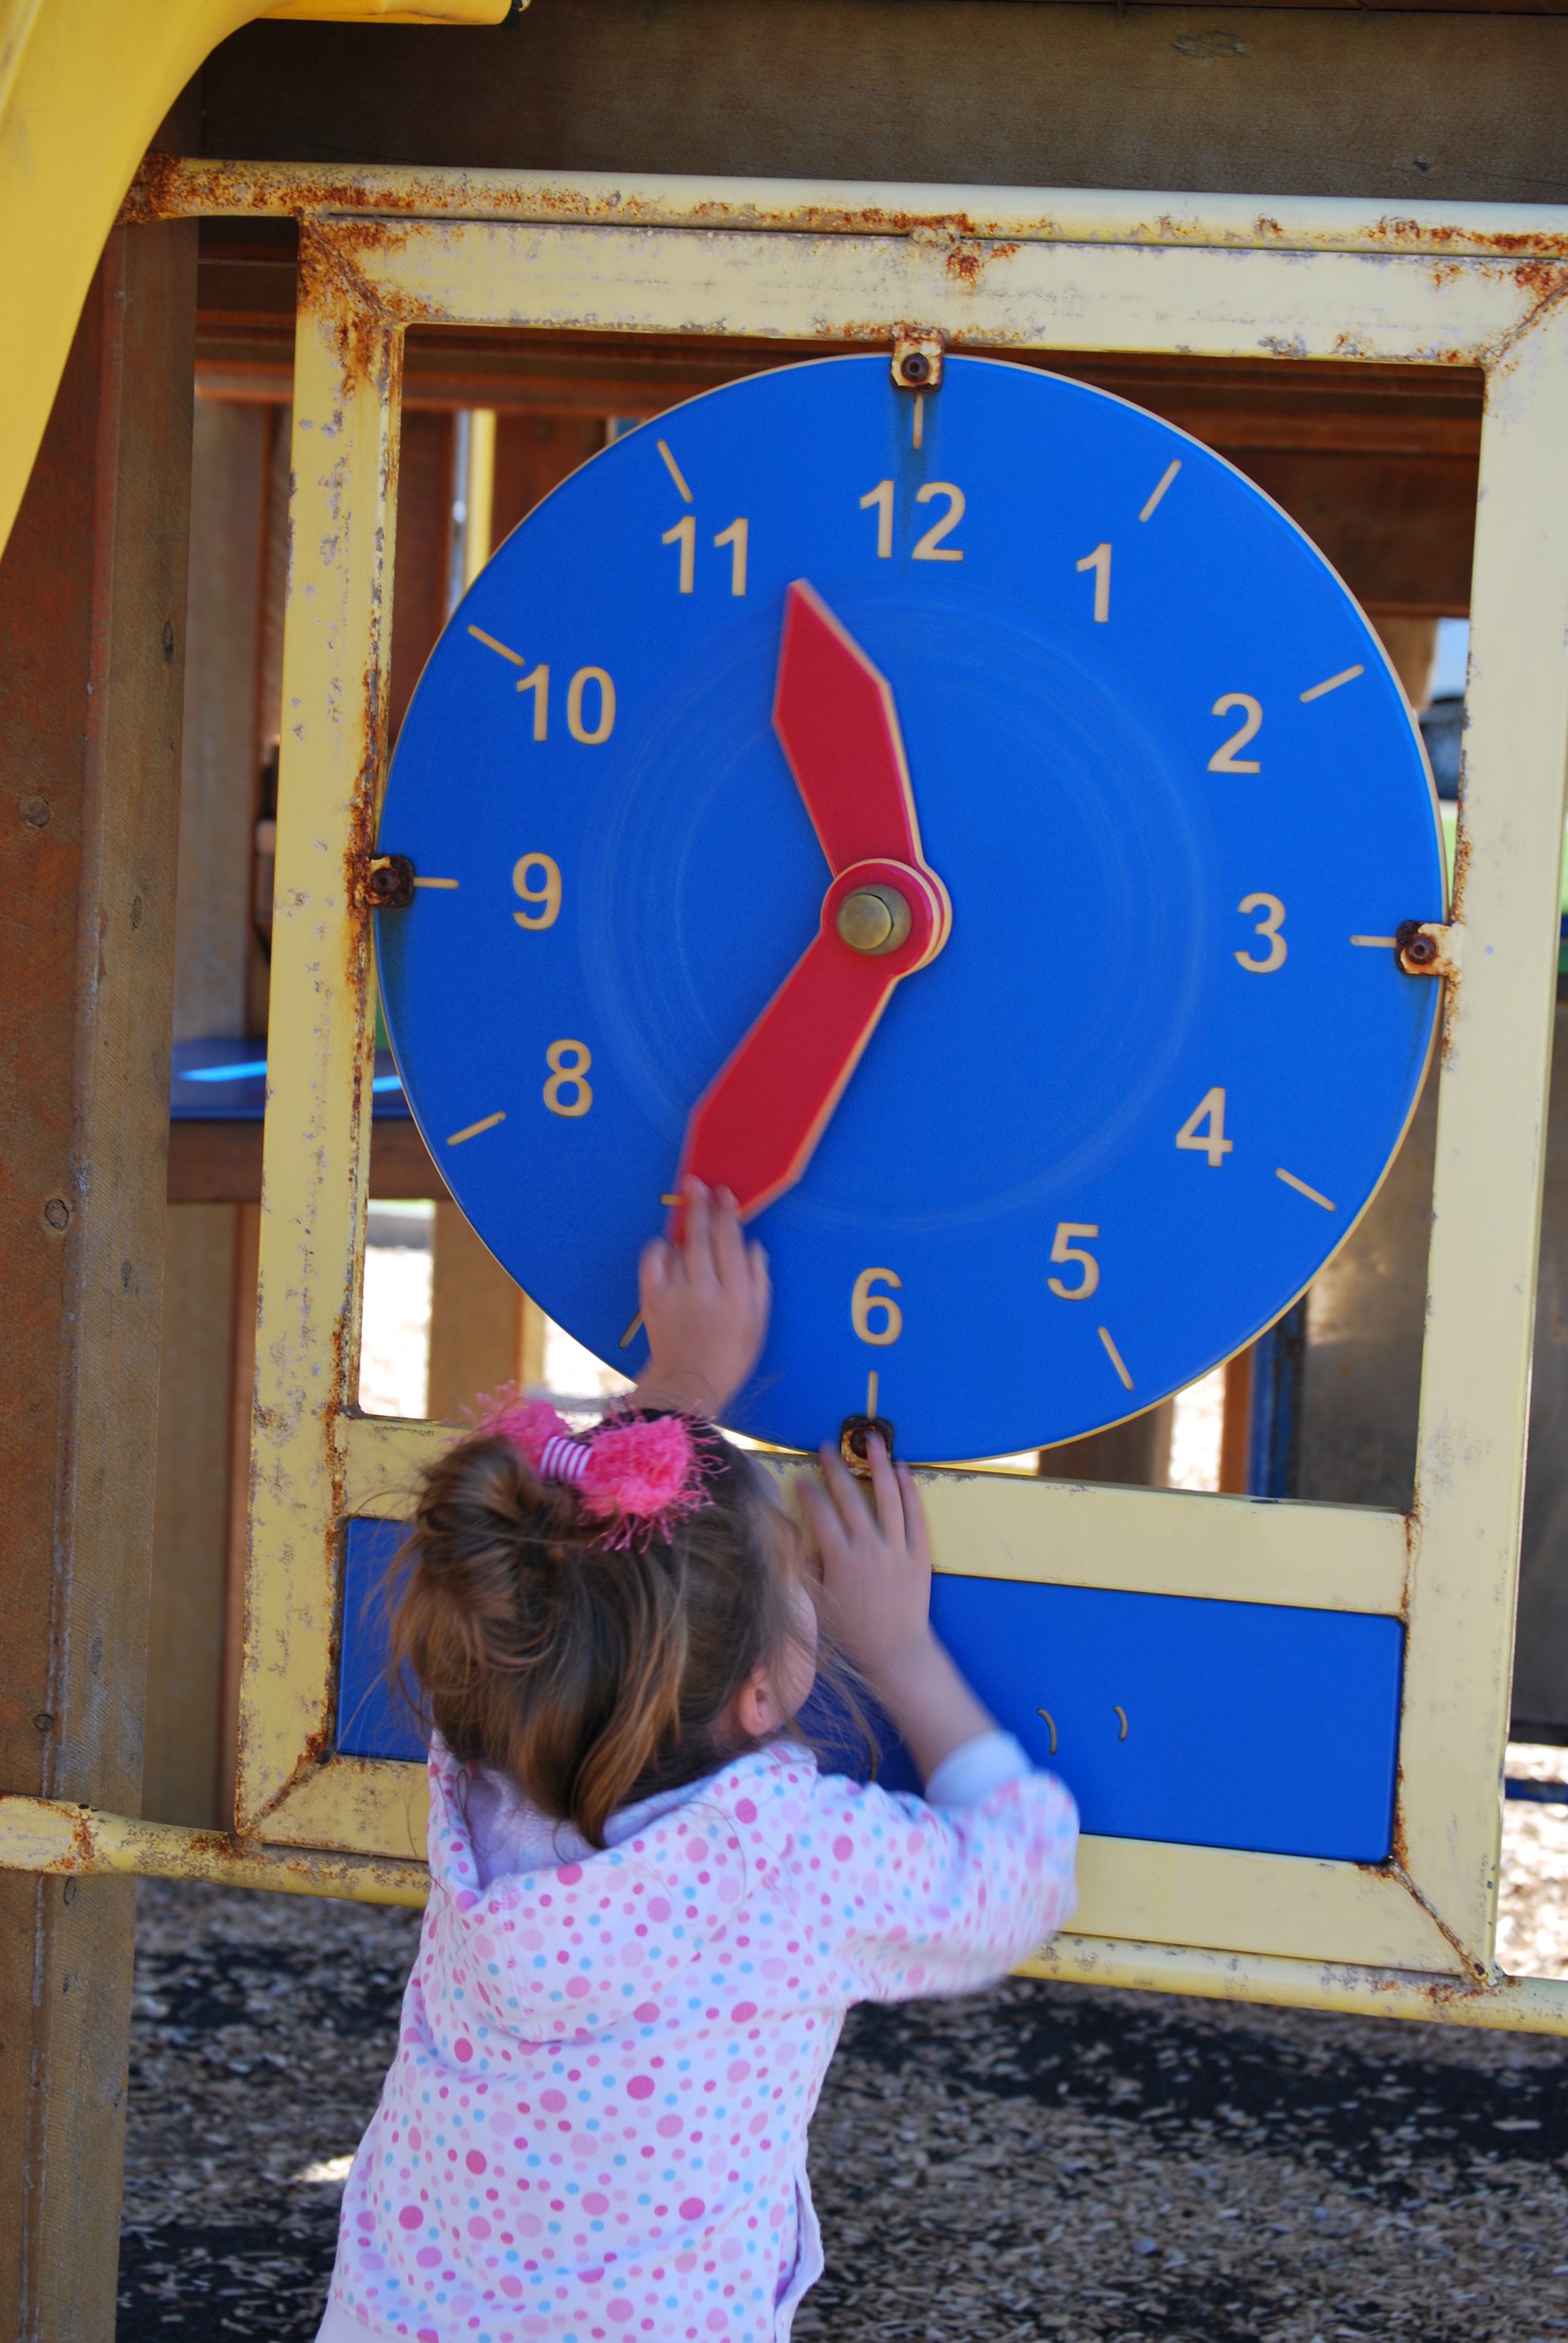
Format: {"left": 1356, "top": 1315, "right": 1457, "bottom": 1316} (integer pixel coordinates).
{"left": 7, "top": 159, "right": 1568, "bottom": 2031}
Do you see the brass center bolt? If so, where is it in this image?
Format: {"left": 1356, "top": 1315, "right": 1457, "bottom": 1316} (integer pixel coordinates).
{"left": 836, "top": 885, "right": 912, "bottom": 956}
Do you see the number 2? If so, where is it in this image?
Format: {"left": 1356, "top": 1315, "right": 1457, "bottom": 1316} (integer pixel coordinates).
{"left": 1176, "top": 1087, "right": 1233, "bottom": 1167}
{"left": 913, "top": 482, "right": 965, "bottom": 561}
{"left": 1235, "top": 893, "right": 1286, "bottom": 973}
{"left": 851, "top": 1267, "right": 903, "bottom": 1344}
{"left": 1048, "top": 1223, "right": 1099, "bottom": 1300}
{"left": 1209, "top": 694, "right": 1263, "bottom": 773}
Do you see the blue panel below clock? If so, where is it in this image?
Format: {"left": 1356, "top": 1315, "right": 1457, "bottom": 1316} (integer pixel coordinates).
{"left": 336, "top": 1521, "right": 1402, "bottom": 1862}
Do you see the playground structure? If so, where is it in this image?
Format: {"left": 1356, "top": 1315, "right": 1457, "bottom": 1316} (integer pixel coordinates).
{"left": 11, "top": 4, "right": 1568, "bottom": 2336}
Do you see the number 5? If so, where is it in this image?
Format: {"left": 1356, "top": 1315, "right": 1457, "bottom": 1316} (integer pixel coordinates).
{"left": 1048, "top": 1223, "right": 1099, "bottom": 1300}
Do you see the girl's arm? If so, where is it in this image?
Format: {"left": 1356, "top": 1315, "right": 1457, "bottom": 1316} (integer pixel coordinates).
{"left": 800, "top": 1436, "right": 995, "bottom": 1785}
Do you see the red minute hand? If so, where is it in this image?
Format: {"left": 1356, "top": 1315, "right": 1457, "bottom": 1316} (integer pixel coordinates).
{"left": 676, "top": 583, "right": 951, "bottom": 1219}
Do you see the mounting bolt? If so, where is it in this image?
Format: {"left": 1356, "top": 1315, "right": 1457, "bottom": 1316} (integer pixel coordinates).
{"left": 891, "top": 332, "right": 944, "bottom": 391}
{"left": 1395, "top": 918, "right": 1463, "bottom": 978}
{"left": 364, "top": 853, "right": 416, "bottom": 910}
{"left": 840, "top": 1414, "right": 897, "bottom": 1479}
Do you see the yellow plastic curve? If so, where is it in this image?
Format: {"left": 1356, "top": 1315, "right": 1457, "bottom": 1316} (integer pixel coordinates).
{"left": 0, "top": 0, "right": 507, "bottom": 569}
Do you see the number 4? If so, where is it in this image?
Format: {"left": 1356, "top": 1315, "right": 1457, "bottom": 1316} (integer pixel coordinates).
{"left": 1176, "top": 1086, "right": 1233, "bottom": 1167}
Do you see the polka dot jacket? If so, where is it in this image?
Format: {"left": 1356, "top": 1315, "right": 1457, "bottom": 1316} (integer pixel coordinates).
{"left": 319, "top": 1738, "right": 1079, "bottom": 2343}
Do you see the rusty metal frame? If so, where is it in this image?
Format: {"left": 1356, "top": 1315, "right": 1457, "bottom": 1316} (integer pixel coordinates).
{"left": 6, "top": 159, "right": 1568, "bottom": 2032}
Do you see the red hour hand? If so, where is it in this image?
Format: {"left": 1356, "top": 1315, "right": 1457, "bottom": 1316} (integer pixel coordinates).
{"left": 676, "top": 585, "right": 952, "bottom": 1219}
{"left": 679, "top": 858, "right": 948, "bottom": 1218}
{"left": 773, "top": 579, "right": 930, "bottom": 879}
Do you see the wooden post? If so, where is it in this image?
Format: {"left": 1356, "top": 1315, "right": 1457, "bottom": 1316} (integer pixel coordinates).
{"left": 0, "top": 206, "right": 196, "bottom": 2337}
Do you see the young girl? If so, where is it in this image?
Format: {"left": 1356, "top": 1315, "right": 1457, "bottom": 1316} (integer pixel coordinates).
{"left": 317, "top": 1185, "right": 1078, "bottom": 2343}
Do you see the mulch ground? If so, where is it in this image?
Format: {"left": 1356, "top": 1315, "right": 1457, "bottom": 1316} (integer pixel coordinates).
{"left": 119, "top": 1877, "right": 1568, "bottom": 2343}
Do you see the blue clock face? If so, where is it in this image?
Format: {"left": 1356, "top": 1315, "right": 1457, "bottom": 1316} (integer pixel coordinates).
{"left": 376, "top": 355, "right": 1443, "bottom": 1461}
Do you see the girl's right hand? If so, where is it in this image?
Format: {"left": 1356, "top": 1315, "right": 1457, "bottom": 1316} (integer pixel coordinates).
{"left": 800, "top": 1437, "right": 995, "bottom": 1782}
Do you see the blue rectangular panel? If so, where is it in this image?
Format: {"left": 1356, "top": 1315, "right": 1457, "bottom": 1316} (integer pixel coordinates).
{"left": 334, "top": 1523, "right": 1402, "bottom": 1861}
{"left": 921, "top": 1575, "right": 1402, "bottom": 1862}
{"left": 337, "top": 1518, "right": 424, "bottom": 1761}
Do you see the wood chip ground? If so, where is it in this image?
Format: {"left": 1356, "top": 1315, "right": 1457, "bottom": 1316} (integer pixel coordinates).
{"left": 119, "top": 1790, "right": 1568, "bottom": 2343}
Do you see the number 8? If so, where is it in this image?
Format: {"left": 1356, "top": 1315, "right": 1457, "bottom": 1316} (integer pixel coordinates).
{"left": 543, "top": 1039, "right": 593, "bottom": 1118}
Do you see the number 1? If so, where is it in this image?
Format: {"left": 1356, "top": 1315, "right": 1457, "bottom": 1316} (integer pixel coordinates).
{"left": 1076, "top": 542, "right": 1111, "bottom": 623}
{"left": 714, "top": 516, "right": 748, "bottom": 596}
{"left": 662, "top": 514, "right": 696, "bottom": 594}
{"left": 860, "top": 481, "right": 894, "bottom": 559}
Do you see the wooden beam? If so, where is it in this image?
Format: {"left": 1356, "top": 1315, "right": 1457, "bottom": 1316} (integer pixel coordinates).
{"left": 0, "top": 214, "right": 196, "bottom": 2337}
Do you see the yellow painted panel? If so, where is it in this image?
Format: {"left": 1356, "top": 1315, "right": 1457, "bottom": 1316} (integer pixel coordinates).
{"left": 0, "top": 1, "right": 505, "bottom": 576}
{"left": 331, "top": 218, "right": 1545, "bottom": 369}
{"left": 127, "top": 157, "right": 1568, "bottom": 267}
{"left": 262, "top": 1755, "right": 430, "bottom": 1859}
{"left": 1071, "top": 1834, "right": 1459, "bottom": 1973}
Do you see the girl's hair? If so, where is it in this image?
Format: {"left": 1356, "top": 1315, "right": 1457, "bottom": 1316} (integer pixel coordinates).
{"left": 385, "top": 1425, "right": 815, "bottom": 1849}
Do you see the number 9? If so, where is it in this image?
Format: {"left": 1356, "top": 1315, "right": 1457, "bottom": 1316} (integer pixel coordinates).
{"left": 514, "top": 853, "right": 561, "bottom": 930}
{"left": 851, "top": 1267, "right": 903, "bottom": 1346}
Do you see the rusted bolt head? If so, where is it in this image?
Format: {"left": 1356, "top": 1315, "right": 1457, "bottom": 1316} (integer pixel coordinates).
{"left": 899, "top": 351, "right": 931, "bottom": 386}
{"left": 1395, "top": 918, "right": 1443, "bottom": 970}
{"left": 366, "top": 853, "right": 416, "bottom": 910}
{"left": 840, "top": 1415, "right": 896, "bottom": 1478}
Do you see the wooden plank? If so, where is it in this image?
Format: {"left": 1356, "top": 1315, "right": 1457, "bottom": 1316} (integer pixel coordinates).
{"left": 166, "top": 1116, "right": 450, "bottom": 1202}
{"left": 200, "top": 7, "right": 1568, "bottom": 205}
{"left": 0, "top": 213, "right": 196, "bottom": 2339}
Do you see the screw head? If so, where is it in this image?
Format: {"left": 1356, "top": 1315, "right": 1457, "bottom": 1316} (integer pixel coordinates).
{"left": 900, "top": 351, "right": 931, "bottom": 386}
{"left": 1406, "top": 933, "right": 1439, "bottom": 965}
{"left": 836, "top": 885, "right": 912, "bottom": 956}
{"left": 366, "top": 853, "right": 416, "bottom": 910}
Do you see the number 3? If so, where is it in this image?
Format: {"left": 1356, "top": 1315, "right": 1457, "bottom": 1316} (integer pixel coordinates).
{"left": 1235, "top": 892, "right": 1286, "bottom": 973}
{"left": 543, "top": 1039, "right": 593, "bottom": 1118}
{"left": 1048, "top": 1223, "right": 1099, "bottom": 1300}
{"left": 851, "top": 1267, "right": 903, "bottom": 1344}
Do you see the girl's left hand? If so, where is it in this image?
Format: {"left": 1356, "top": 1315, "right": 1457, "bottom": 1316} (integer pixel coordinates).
{"left": 630, "top": 1180, "right": 770, "bottom": 1419}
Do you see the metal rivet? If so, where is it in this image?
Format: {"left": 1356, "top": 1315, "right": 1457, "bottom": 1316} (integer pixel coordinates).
{"left": 839, "top": 1414, "right": 896, "bottom": 1478}
{"left": 20, "top": 794, "right": 50, "bottom": 829}
{"left": 366, "top": 853, "right": 417, "bottom": 910}
{"left": 836, "top": 886, "right": 911, "bottom": 956}
{"left": 33, "top": 1712, "right": 54, "bottom": 1735}
{"left": 901, "top": 351, "right": 931, "bottom": 386}
{"left": 42, "top": 1198, "right": 69, "bottom": 1233}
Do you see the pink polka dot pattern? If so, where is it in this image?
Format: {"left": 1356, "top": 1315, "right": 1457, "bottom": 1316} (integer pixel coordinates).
{"left": 321, "top": 1741, "right": 1078, "bottom": 2342}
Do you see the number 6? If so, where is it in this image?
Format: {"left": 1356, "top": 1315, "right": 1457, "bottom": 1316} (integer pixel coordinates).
{"left": 1048, "top": 1223, "right": 1099, "bottom": 1300}
{"left": 851, "top": 1267, "right": 903, "bottom": 1345}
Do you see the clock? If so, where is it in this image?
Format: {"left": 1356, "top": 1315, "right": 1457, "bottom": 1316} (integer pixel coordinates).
{"left": 374, "top": 354, "right": 1443, "bottom": 1463}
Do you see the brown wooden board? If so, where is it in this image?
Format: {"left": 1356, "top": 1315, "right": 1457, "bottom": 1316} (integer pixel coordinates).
{"left": 0, "top": 215, "right": 196, "bottom": 2336}
{"left": 200, "top": 6, "right": 1568, "bottom": 201}
{"left": 167, "top": 1117, "right": 450, "bottom": 1203}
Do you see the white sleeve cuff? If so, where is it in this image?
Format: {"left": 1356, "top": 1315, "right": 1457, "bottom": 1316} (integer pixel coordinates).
{"left": 924, "top": 1729, "right": 1034, "bottom": 1809}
